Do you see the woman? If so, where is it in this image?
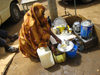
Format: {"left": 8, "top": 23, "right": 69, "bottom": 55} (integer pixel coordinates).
{"left": 19, "top": 3, "right": 61, "bottom": 58}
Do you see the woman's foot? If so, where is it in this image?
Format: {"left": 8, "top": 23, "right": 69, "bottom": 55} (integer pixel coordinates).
{"left": 6, "top": 46, "right": 19, "bottom": 53}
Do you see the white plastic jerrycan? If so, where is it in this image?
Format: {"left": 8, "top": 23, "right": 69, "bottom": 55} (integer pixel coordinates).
{"left": 37, "top": 47, "right": 55, "bottom": 68}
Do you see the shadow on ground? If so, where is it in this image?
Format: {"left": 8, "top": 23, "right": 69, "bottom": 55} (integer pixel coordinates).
{"left": 46, "top": 64, "right": 61, "bottom": 72}
{"left": 81, "top": 45, "right": 100, "bottom": 53}
{"left": 0, "top": 11, "right": 24, "bottom": 29}
{"left": 45, "top": 53, "right": 81, "bottom": 73}
{"left": 61, "top": 53, "right": 82, "bottom": 67}
{"left": 29, "top": 56, "right": 40, "bottom": 63}
{"left": 0, "top": 53, "right": 12, "bottom": 59}
{"left": 0, "top": 11, "right": 25, "bottom": 35}
{"left": 58, "top": 0, "right": 100, "bottom": 9}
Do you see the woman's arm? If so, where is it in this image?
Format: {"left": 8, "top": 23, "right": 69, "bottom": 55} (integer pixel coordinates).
{"left": 49, "top": 28, "right": 61, "bottom": 44}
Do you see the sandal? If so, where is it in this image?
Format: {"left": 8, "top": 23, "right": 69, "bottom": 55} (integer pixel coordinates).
{"left": 6, "top": 46, "right": 19, "bottom": 53}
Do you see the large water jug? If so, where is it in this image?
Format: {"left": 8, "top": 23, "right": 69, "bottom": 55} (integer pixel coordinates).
{"left": 37, "top": 47, "right": 55, "bottom": 68}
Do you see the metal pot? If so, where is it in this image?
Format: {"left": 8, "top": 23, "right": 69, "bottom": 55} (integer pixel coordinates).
{"left": 73, "top": 21, "right": 81, "bottom": 33}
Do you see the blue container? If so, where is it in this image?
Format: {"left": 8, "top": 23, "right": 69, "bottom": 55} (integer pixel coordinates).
{"left": 81, "top": 20, "right": 93, "bottom": 39}
{"left": 67, "top": 45, "right": 78, "bottom": 58}
{"left": 74, "top": 38, "right": 84, "bottom": 52}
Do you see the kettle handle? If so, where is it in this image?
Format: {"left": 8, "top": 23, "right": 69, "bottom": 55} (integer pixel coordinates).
{"left": 87, "top": 20, "right": 91, "bottom": 23}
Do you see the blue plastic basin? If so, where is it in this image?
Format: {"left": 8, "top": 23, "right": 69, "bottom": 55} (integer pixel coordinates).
{"left": 66, "top": 45, "right": 78, "bottom": 58}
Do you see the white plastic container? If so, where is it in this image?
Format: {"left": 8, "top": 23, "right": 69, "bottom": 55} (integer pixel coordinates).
{"left": 37, "top": 47, "right": 55, "bottom": 68}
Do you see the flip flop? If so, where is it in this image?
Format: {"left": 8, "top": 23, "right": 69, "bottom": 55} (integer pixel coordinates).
{"left": 7, "top": 46, "right": 19, "bottom": 53}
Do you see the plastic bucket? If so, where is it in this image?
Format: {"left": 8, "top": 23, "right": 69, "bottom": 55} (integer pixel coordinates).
{"left": 53, "top": 53, "right": 66, "bottom": 63}
{"left": 66, "top": 45, "right": 78, "bottom": 58}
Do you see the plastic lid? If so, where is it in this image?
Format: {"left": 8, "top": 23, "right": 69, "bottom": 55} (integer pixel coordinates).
{"left": 53, "top": 17, "right": 67, "bottom": 27}
{"left": 73, "top": 21, "right": 80, "bottom": 25}
{"left": 81, "top": 20, "right": 93, "bottom": 27}
{"left": 57, "top": 41, "right": 74, "bottom": 52}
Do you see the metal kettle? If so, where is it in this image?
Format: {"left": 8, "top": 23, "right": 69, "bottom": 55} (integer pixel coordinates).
{"left": 73, "top": 21, "right": 81, "bottom": 34}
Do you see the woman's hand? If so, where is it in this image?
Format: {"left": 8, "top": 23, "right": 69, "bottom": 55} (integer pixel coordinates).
{"left": 51, "top": 45, "right": 57, "bottom": 54}
{"left": 49, "top": 29, "right": 62, "bottom": 44}
{"left": 56, "top": 38, "right": 62, "bottom": 44}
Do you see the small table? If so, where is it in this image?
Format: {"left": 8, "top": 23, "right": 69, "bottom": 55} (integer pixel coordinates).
{"left": 56, "top": 33, "right": 76, "bottom": 41}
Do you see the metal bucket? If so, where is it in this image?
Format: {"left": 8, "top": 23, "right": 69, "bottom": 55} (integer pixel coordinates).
{"left": 73, "top": 21, "right": 81, "bottom": 34}
{"left": 81, "top": 20, "right": 94, "bottom": 39}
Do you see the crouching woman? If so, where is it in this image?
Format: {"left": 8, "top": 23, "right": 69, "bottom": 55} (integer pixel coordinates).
{"left": 19, "top": 3, "right": 61, "bottom": 58}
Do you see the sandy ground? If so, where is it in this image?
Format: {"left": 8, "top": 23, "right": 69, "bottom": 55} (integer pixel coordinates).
{"left": 1, "top": 0, "right": 100, "bottom": 75}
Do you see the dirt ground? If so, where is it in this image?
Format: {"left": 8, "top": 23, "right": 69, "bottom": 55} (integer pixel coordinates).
{"left": 2, "top": 0, "right": 100, "bottom": 75}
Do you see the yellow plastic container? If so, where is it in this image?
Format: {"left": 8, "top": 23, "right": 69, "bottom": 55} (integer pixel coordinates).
{"left": 56, "top": 26, "right": 65, "bottom": 33}
{"left": 68, "top": 28, "right": 72, "bottom": 34}
{"left": 53, "top": 50, "right": 66, "bottom": 63}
